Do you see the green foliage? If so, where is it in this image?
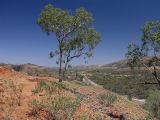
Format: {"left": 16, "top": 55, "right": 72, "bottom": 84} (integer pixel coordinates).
{"left": 145, "top": 90, "right": 160, "bottom": 119}
{"left": 32, "top": 81, "right": 69, "bottom": 95}
{"left": 37, "top": 4, "right": 101, "bottom": 81}
{"left": 38, "top": 80, "right": 48, "bottom": 89}
{"left": 30, "top": 80, "right": 85, "bottom": 120}
{"left": 49, "top": 96, "right": 79, "bottom": 120}
{"left": 142, "top": 21, "right": 160, "bottom": 49}
{"left": 142, "top": 21, "right": 160, "bottom": 59}
{"left": 127, "top": 94, "right": 132, "bottom": 101}
{"left": 55, "top": 82, "right": 68, "bottom": 89}
{"left": 97, "top": 92, "right": 117, "bottom": 106}
{"left": 126, "top": 21, "right": 160, "bottom": 69}
{"left": 126, "top": 43, "right": 145, "bottom": 69}
{"left": 28, "top": 96, "right": 82, "bottom": 120}
{"left": 32, "top": 80, "right": 49, "bottom": 94}
{"left": 142, "top": 21, "right": 160, "bottom": 66}
{"left": 88, "top": 69, "right": 149, "bottom": 99}
{"left": 32, "top": 80, "right": 86, "bottom": 100}
{"left": 126, "top": 21, "right": 160, "bottom": 88}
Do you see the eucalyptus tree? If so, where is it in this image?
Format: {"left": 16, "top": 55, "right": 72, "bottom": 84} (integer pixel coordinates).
{"left": 38, "top": 4, "right": 101, "bottom": 82}
{"left": 126, "top": 21, "right": 160, "bottom": 87}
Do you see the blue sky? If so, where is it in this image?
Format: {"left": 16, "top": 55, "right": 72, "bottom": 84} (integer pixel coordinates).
{"left": 0, "top": 0, "right": 160, "bottom": 67}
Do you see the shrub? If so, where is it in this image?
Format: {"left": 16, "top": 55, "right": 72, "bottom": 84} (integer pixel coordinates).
{"left": 32, "top": 80, "right": 53, "bottom": 94}
{"left": 145, "top": 90, "right": 160, "bottom": 119}
{"left": 30, "top": 81, "right": 84, "bottom": 120}
{"left": 55, "top": 82, "right": 68, "bottom": 90}
{"left": 32, "top": 87, "right": 40, "bottom": 94}
{"left": 49, "top": 96, "right": 79, "bottom": 120}
{"left": 97, "top": 92, "right": 117, "bottom": 106}
{"left": 28, "top": 99, "right": 46, "bottom": 117}
{"left": 5, "top": 80, "right": 23, "bottom": 106}
{"left": 127, "top": 94, "right": 132, "bottom": 101}
{"left": 0, "top": 80, "right": 23, "bottom": 119}
{"left": 32, "top": 81, "right": 69, "bottom": 95}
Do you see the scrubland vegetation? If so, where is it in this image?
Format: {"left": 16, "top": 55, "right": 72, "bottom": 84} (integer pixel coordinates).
{"left": 97, "top": 92, "right": 117, "bottom": 106}
{"left": 0, "top": 79, "right": 23, "bottom": 120}
{"left": 28, "top": 80, "right": 105, "bottom": 120}
{"left": 1, "top": 1, "right": 160, "bottom": 120}
{"left": 87, "top": 68, "right": 158, "bottom": 99}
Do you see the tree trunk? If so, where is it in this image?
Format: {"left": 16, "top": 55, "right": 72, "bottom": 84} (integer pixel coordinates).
{"left": 152, "top": 66, "right": 160, "bottom": 88}
{"left": 59, "top": 52, "right": 63, "bottom": 82}
{"left": 62, "top": 61, "right": 68, "bottom": 80}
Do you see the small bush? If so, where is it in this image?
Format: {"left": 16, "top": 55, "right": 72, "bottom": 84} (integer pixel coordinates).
{"left": 32, "top": 81, "right": 68, "bottom": 95}
{"left": 145, "top": 90, "right": 160, "bottom": 119}
{"left": 97, "top": 92, "right": 117, "bottom": 106}
{"left": 5, "top": 80, "right": 23, "bottom": 106}
{"left": 49, "top": 96, "right": 79, "bottom": 120}
{"left": 55, "top": 82, "right": 68, "bottom": 89}
{"left": 38, "top": 80, "right": 48, "bottom": 88}
{"left": 28, "top": 99, "right": 45, "bottom": 117}
{"left": 127, "top": 94, "right": 132, "bottom": 101}
{"left": 32, "top": 88, "right": 40, "bottom": 94}
{"left": 0, "top": 80, "right": 23, "bottom": 119}
{"left": 32, "top": 81, "right": 53, "bottom": 94}
{"left": 30, "top": 81, "right": 84, "bottom": 120}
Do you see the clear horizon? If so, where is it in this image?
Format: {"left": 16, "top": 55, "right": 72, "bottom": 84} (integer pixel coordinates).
{"left": 0, "top": 0, "right": 160, "bottom": 67}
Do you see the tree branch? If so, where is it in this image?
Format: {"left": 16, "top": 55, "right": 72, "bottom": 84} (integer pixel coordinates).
{"left": 68, "top": 47, "right": 85, "bottom": 61}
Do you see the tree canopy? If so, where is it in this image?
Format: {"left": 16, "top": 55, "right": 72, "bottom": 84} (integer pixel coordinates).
{"left": 126, "top": 21, "right": 160, "bottom": 87}
{"left": 37, "top": 4, "right": 101, "bottom": 82}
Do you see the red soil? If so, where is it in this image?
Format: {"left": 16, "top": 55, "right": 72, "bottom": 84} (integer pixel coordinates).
{"left": 0, "top": 66, "right": 150, "bottom": 120}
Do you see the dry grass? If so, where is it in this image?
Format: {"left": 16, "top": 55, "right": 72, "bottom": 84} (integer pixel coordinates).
{"left": 0, "top": 79, "right": 23, "bottom": 119}
{"left": 0, "top": 66, "right": 151, "bottom": 120}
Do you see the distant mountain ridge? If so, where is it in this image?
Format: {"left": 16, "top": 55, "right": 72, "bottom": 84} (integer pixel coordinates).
{"left": 102, "top": 59, "right": 129, "bottom": 68}
{"left": 73, "top": 59, "right": 129, "bottom": 69}
{"left": 1, "top": 56, "right": 158, "bottom": 70}
{"left": 0, "top": 60, "right": 131, "bottom": 70}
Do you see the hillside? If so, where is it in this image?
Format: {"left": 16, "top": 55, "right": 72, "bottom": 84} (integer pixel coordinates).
{"left": 102, "top": 59, "right": 129, "bottom": 69}
{"left": 102, "top": 56, "right": 160, "bottom": 69}
{"left": 0, "top": 66, "right": 151, "bottom": 120}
